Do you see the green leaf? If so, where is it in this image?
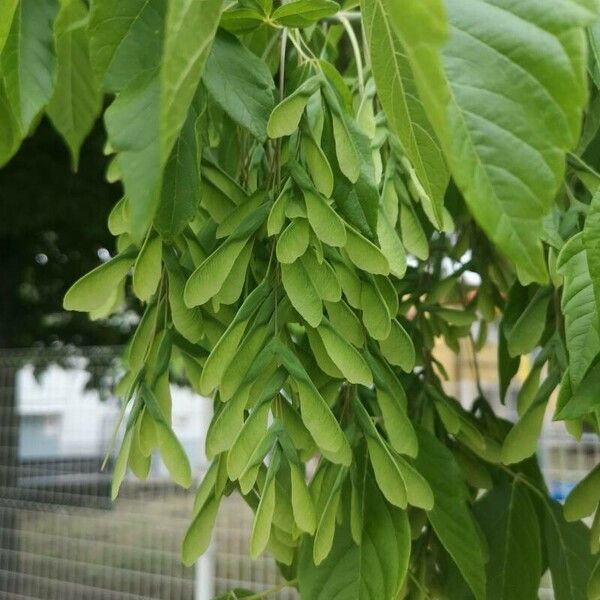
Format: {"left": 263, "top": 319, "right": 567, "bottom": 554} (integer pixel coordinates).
{"left": 504, "top": 287, "right": 551, "bottom": 357}
{"left": 227, "top": 402, "right": 270, "bottom": 480}
{"left": 298, "top": 471, "right": 411, "bottom": 600}
{"left": 108, "top": 197, "right": 129, "bottom": 235}
{"left": 316, "top": 320, "right": 372, "bottom": 385}
{"left": 129, "top": 421, "right": 151, "bottom": 480}
{"left": 377, "top": 210, "right": 407, "bottom": 279}
{"left": 267, "top": 76, "right": 321, "bottom": 138}
{"left": 144, "top": 386, "right": 192, "bottom": 488}
{"left": 47, "top": 0, "right": 102, "bottom": 170}
{"left": 312, "top": 467, "right": 346, "bottom": 564}
{"left": 205, "top": 387, "right": 248, "bottom": 458}
{"left": 361, "top": 0, "right": 449, "bottom": 226}
{"left": 268, "top": 185, "right": 290, "bottom": 236}
{"left": 220, "top": 8, "right": 265, "bottom": 34}
{"left": 0, "top": 80, "right": 20, "bottom": 165}
{"left": 544, "top": 498, "right": 595, "bottom": 600}
{"left": 1, "top": 0, "right": 59, "bottom": 133}
{"left": 377, "top": 388, "right": 417, "bottom": 457}
{"left": 564, "top": 463, "right": 600, "bottom": 522}
{"left": 294, "top": 376, "right": 350, "bottom": 464}
{"left": 325, "top": 300, "right": 364, "bottom": 348}
{"left": 516, "top": 365, "right": 542, "bottom": 417}
{"left": 281, "top": 260, "right": 323, "bottom": 327}
{"left": 583, "top": 190, "right": 600, "bottom": 318}
{"left": 111, "top": 427, "right": 134, "bottom": 500}
{"left": 414, "top": 427, "right": 486, "bottom": 600}
{"left": 0, "top": 0, "right": 17, "bottom": 55}
{"left": 301, "top": 252, "right": 342, "bottom": 302}
{"left": 88, "top": 0, "right": 166, "bottom": 93}
{"left": 330, "top": 111, "right": 361, "bottom": 184}
{"left": 302, "top": 133, "right": 334, "bottom": 198}
{"left": 333, "top": 259, "right": 362, "bottom": 309}
{"left": 63, "top": 250, "right": 135, "bottom": 312}
{"left": 154, "top": 96, "right": 203, "bottom": 238}
{"left": 289, "top": 462, "right": 317, "bottom": 534}
{"left": 304, "top": 189, "right": 347, "bottom": 247}
{"left": 277, "top": 218, "right": 310, "bottom": 263}
{"left": 184, "top": 238, "right": 249, "bottom": 307}
{"left": 473, "top": 482, "right": 541, "bottom": 600}
{"left": 182, "top": 493, "right": 220, "bottom": 566}
{"left": 306, "top": 326, "right": 345, "bottom": 378}
{"left": 360, "top": 279, "right": 391, "bottom": 340}
{"left": 332, "top": 171, "right": 380, "bottom": 241}
{"left": 435, "top": 307, "right": 476, "bottom": 327}
{"left": 200, "top": 283, "right": 269, "bottom": 394}
{"left": 104, "top": 74, "right": 162, "bottom": 241}
{"left": 394, "top": 455, "right": 434, "bottom": 510}
{"left": 353, "top": 397, "right": 408, "bottom": 508}
{"left": 160, "top": 0, "right": 221, "bottom": 159}
{"left": 498, "top": 320, "right": 520, "bottom": 403}
{"left": 399, "top": 201, "right": 428, "bottom": 261}
{"left": 133, "top": 234, "right": 162, "bottom": 301}
{"left": 379, "top": 319, "right": 415, "bottom": 372}
{"left": 557, "top": 232, "right": 600, "bottom": 387}
{"left": 165, "top": 258, "right": 203, "bottom": 343}
{"left": 128, "top": 303, "right": 158, "bottom": 375}
{"left": 387, "top": 0, "right": 598, "bottom": 282}
{"left": 250, "top": 476, "right": 276, "bottom": 558}
{"left": 217, "top": 242, "right": 253, "bottom": 306}
{"left": 590, "top": 558, "right": 600, "bottom": 600}
{"left": 202, "top": 321, "right": 247, "bottom": 395}
{"left": 502, "top": 370, "right": 559, "bottom": 465}
{"left": 555, "top": 358, "right": 600, "bottom": 420}
{"left": 271, "top": 0, "right": 340, "bottom": 27}
{"left": 203, "top": 30, "right": 275, "bottom": 141}
{"left": 275, "top": 342, "right": 350, "bottom": 463}
{"left": 345, "top": 226, "right": 390, "bottom": 275}
{"left": 154, "top": 420, "right": 192, "bottom": 488}
{"left": 219, "top": 323, "right": 271, "bottom": 402}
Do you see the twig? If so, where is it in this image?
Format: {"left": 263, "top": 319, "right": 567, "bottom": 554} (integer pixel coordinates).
{"left": 243, "top": 579, "right": 298, "bottom": 599}
{"left": 338, "top": 13, "right": 365, "bottom": 95}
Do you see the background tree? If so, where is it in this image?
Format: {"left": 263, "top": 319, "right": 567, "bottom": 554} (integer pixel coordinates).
{"left": 0, "top": 117, "right": 122, "bottom": 593}
{"left": 0, "top": 119, "right": 124, "bottom": 349}
{"left": 2, "top": 1, "right": 600, "bottom": 599}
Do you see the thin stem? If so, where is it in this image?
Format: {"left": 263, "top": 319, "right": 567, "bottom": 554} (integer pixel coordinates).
{"left": 273, "top": 29, "right": 288, "bottom": 190}
{"left": 279, "top": 30, "right": 288, "bottom": 102}
{"left": 101, "top": 395, "right": 131, "bottom": 470}
{"left": 265, "top": 238, "right": 277, "bottom": 281}
{"left": 407, "top": 569, "right": 433, "bottom": 599}
{"left": 456, "top": 278, "right": 485, "bottom": 398}
{"left": 499, "top": 464, "right": 547, "bottom": 503}
{"left": 243, "top": 579, "right": 298, "bottom": 599}
{"left": 468, "top": 331, "right": 484, "bottom": 398}
{"left": 326, "top": 10, "right": 361, "bottom": 23}
{"left": 338, "top": 14, "right": 365, "bottom": 95}
{"left": 296, "top": 30, "right": 318, "bottom": 62}
{"left": 287, "top": 31, "right": 315, "bottom": 63}
{"left": 274, "top": 264, "right": 279, "bottom": 335}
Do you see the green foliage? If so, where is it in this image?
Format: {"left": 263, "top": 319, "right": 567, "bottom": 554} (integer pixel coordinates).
{"left": 3, "top": 0, "right": 600, "bottom": 598}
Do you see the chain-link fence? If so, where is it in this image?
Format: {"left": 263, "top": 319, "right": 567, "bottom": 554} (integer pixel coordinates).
{"left": 0, "top": 345, "right": 597, "bottom": 599}
{"left": 0, "top": 348, "right": 294, "bottom": 600}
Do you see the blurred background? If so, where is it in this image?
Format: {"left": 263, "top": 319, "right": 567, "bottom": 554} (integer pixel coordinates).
{"left": 0, "top": 120, "right": 597, "bottom": 600}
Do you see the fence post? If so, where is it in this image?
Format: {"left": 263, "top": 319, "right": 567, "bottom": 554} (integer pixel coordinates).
{"left": 194, "top": 541, "right": 215, "bottom": 600}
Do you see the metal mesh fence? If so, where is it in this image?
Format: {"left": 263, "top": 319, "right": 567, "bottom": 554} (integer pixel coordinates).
{"left": 0, "top": 344, "right": 597, "bottom": 599}
{"left": 0, "top": 348, "right": 293, "bottom": 600}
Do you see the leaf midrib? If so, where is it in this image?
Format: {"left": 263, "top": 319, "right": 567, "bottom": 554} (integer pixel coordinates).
{"left": 368, "top": 0, "right": 444, "bottom": 223}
